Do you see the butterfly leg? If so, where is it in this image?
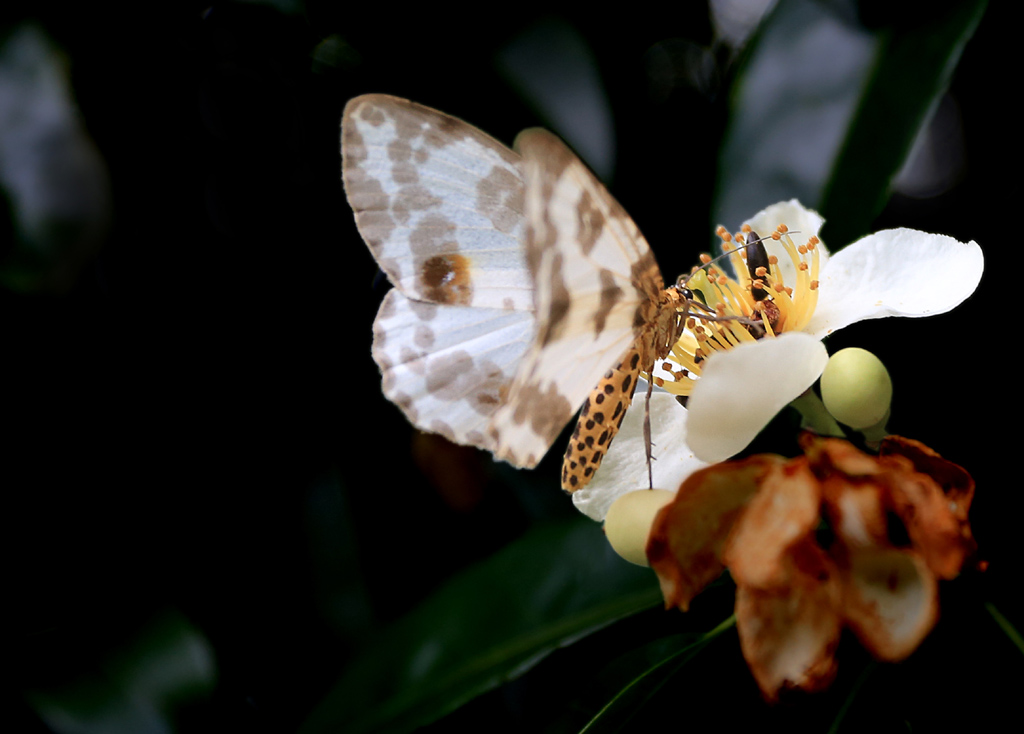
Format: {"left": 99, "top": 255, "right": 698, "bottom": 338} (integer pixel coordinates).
{"left": 643, "top": 375, "right": 655, "bottom": 490}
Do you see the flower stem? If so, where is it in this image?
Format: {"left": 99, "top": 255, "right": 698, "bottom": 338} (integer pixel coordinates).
{"left": 790, "top": 389, "right": 846, "bottom": 437}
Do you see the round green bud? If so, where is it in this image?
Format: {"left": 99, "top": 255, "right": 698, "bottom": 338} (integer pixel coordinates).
{"left": 603, "top": 489, "right": 676, "bottom": 566}
{"left": 820, "top": 347, "right": 893, "bottom": 429}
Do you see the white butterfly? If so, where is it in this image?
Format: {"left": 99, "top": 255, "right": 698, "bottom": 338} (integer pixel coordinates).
{"left": 342, "top": 94, "right": 692, "bottom": 488}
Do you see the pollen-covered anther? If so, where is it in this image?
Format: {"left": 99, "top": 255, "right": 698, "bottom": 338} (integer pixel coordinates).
{"left": 768, "top": 255, "right": 778, "bottom": 265}
{"left": 798, "top": 245, "right": 808, "bottom": 255}
{"left": 807, "top": 236, "right": 819, "bottom": 247}
{"left": 755, "top": 266, "right": 768, "bottom": 277}
{"left": 654, "top": 376, "right": 665, "bottom": 387}
{"left": 799, "top": 262, "right": 809, "bottom": 271}
{"left": 810, "top": 280, "right": 819, "bottom": 290}
{"left": 715, "top": 303, "right": 727, "bottom": 317}
{"left": 686, "top": 317, "right": 697, "bottom": 329}
{"left": 777, "top": 223, "right": 789, "bottom": 233}
{"left": 716, "top": 225, "right": 730, "bottom": 240}
{"left": 700, "top": 253, "right": 712, "bottom": 264}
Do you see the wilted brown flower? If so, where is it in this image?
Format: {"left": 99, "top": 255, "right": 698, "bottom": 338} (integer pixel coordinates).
{"left": 646, "top": 434, "right": 976, "bottom": 700}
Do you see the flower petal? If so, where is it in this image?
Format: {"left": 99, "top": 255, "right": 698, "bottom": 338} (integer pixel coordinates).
{"left": 841, "top": 548, "right": 938, "bottom": 661}
{"left": 571, "top": 388, "right": 708, "bottom": 521}
{"left": 725, "top": 456, "right": 821, "bottom": 589}
{"left": 806, "top": 228, "right": 983, "bottom": 338}
{"left": 687, "top": 333, "right": 829, "bottom": 463}
{"left": 735, "top": 556, "right": 842, "bottom": 701}
{"left": 647, "top": 456, "right": 781, "bottom": 611}
{"left": 743, "top": 199, "right": 830, "bottom": 286}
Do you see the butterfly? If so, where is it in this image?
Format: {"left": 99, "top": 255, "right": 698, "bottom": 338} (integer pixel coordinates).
{"left": 342, "top": 94, "right": 707, "bottom": 491}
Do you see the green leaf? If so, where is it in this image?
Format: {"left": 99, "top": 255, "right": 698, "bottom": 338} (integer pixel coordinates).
{"left": 577, "top": 616, "right": 735, "bottom": 734}
{"left": 819, "top": 0, "right": 987, "bottom": 247}
{"left": 300, "top": 518, "right": 662, "bottom": 734}
{"left": 713, "top": 0, "right": 986, "bottom": 246}
{"left": 986, "top": 601, "right": 1024, "bottom": 657}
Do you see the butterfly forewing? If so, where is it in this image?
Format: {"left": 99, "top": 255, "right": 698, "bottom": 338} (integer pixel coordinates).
{"left": 488, "top": 128, "right": 664, "bottom": 469}
{"left": 343, "top": 94, "right": 531, "bottom": 310}
{"left": 343, "top": 94, "right": 536, "bottom": 455}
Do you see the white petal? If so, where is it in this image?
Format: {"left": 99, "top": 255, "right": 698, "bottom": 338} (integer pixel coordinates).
{"left": 743, "top": 199, "right": 830, "bottom": 285}
{"left": 806, "top": 228, "right": 983, "bottom": 338}
{"left": 571, "top": 387, "right": 708, "bottom": 521}
{"left": 687, "top": 333, "right": 829, "bottom": 463}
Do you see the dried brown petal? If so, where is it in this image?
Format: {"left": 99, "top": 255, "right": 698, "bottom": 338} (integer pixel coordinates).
{"left": 879, "top": 436, "right": 975, "bottom": 522}
{"left": 841, "top": 547, "right": 938, "bottom": 661}
{"left": 647, "top": 456, "right": 782, "bottom": 611}
{"left": 735, "top": 543, "right": 842, "bottom": 701}
{"left": 884, "top": 466, "right": 974, "bottom": 579}
{"left": 824, "top": 478, "right": 890, "bottom": 549}
{"left": 802, "top": 433, "right": 884, "bottom": 478}
{"left": 725, "top": 457, "right": 822, "bottom": 589}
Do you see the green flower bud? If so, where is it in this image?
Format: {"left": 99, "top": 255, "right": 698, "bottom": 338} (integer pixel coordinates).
{"left": 820, "top": 347, "right": 892, "bottom": 429}
{"left": 603, "top": 489, "right": 676, "bottom": 566}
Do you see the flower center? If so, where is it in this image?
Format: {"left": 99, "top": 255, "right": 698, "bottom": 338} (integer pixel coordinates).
{"left": 651, "top": 223, "right": 821, "bottom": 397}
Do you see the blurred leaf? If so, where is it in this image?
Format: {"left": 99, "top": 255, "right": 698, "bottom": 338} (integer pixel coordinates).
{"left": 0, "top": 24, "right": 110, "bottom": 292}
{"left": 300, "top": 518, "right": 661, "bottom": 734}
{"left": 819, "top": 0, "right": 986, "bottom": 247}
{"left": 985, "top": 601, "right": 1024, "bottom": 657}
{"left": 577, "top": 616, "right": 735, "bottom": 734}
{"left": 24, "top": 612, "right": 216, "bottom": 734}
{"left": 498, "top": 19, "right": 615, "bottom": 180}
{"left": 713, "top": 0, "right": 986, "bottom": 245}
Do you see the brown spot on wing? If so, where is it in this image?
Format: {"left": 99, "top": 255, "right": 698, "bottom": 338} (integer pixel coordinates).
{"left": 477, "top": 164, "right": 524, "bottom": 234}
{"left": 576, "top": 189, "right": 605, "bottom": 255}
{"left": 424, "top": 351, "right": 509, "bottom": 418}
{"left": 594, "top": 269, "right": 624, "bottom": 336}
{"left": 420, "top": 253, "right": 473, "bottom": 305}
{"left": 534, "top": 252, "right": 571, "bottom": 347}
{"left": 510, "top": 379, "right": 574, "bottom": 452}
{"left": 631, "top": 248, "right": 664, "bottom": 299}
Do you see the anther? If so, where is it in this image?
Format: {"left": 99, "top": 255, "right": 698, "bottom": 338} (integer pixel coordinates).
{"left": 777, "top": 223, "right": 789, "bottom": 233}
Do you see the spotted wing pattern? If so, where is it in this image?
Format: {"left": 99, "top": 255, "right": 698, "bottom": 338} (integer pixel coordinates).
{"left": 342, "top": 94, "right": 535, "bottom": 454}
{"left": 489, "top": 128, "right": 673, "bottom": 474}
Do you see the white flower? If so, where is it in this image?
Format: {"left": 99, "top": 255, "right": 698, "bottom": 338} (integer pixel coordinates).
{"left": 573, "top": 199, "right": 983, "bottom": 521}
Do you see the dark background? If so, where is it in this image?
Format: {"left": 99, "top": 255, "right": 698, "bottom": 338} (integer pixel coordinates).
{"left": 5, "top": 1, "right": 1017, "bottom": 731}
